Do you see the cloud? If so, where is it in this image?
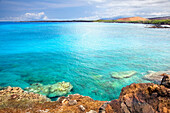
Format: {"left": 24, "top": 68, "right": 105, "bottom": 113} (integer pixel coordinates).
{"left": 2, "top": 12, "right": 48, "bottom": 21}
{"left": 80, "top": 0, "right": 170, "bottom": 19}
{"left": 0, "top": 0, "right": 170, "bottom": 20}
{"left": 23, "top": 12, "right": 48, "bottom": 20}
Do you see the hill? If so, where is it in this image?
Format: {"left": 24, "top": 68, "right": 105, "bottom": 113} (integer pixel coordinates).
{"left": 117, "top": 16, "right": 148, "bottom": 21}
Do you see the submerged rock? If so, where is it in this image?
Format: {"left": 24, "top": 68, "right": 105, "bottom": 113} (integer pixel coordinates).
{"left": 24, "top": 81, "right": 73, "bottom": 97}
{"left": 91, "top": 75, "right": 103, "bottom": 80}
{"left": 148, "top": 24, "right": 170, "bottom": 28}
{"left": 144, "top": 70, "right": 170, "bottom": 83}
{"left": 110, "top": 71, "right": 137, "bottom": 79}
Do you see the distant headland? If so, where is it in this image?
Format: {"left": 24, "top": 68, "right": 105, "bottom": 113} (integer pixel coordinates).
{"left": 2, "top": 16, "right": 169, "bottom": 27}
{"left": 117, "top": 16, "right": 148, "bottom": 21}
{"left": 94, "top": 16, "right": 170, "bottom": 28}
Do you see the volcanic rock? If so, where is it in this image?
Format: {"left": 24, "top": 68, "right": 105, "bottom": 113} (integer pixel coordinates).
{"left": 68, "top": 100, "right": 77, "bottom": 106}
{"left": 144, "top": 70, "right": 170, "bottom": 83}
{"left": 0, "top": 86, "right": 50, "bottom": 108}
{"left": 161, "top": 73, "right": 170, "bottom": 88}
{"left": 107, "top": 82, "right": 170, "bottom": 113}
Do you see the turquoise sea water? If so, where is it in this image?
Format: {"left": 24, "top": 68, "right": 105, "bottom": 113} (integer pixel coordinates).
{"left": 0, "top": 22, "right": 170, "bottom": 101}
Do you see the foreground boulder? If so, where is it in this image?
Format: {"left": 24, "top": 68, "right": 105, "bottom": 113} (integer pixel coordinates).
{"left": 24, "top": 81, "right": 73, "bottom": 97}
{"left": 108, "top": 83, "right": 170, "bottom": 113}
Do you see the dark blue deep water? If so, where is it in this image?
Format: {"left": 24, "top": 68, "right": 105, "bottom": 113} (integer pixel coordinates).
{"left": 0, "top": 22, "right": 170, "bottom": 100}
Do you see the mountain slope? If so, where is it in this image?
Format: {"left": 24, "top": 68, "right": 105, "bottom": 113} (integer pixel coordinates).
{"left": 117, "top": 16, "right": 148, "bottom": 21}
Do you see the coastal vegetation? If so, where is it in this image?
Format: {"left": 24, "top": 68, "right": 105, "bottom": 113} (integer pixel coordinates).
{"left": 93, "top": 19, "right": 170, "bottom": 25}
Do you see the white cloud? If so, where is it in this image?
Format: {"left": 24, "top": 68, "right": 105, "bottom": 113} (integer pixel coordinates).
{"left": 23, "top": 12, "right": 48, "bottom": 20}
{"left": 2, "top": 12, "right": 48, "bottom": 21}
{"left": 81, "top": 0, "right": 170, "bottom": 19}
{"left": 1, "top": 0, "right": 170, "bottom": 20}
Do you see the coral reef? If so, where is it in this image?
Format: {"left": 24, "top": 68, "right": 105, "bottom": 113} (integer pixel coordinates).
{"left": 110, "top": 71, "right": 137, "bottom": 79}
{"left": 0, "top": 74, "right": 169, "bottom": 113}
{"left": 91, "top": 75, "right": 103, "bottom": 80}
{"left": 24, "top": 81, "right": 73, "bottom": 97}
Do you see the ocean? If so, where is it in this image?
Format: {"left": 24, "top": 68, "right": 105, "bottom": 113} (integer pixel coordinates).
{"left": 0, "top": 22, "right": 169, "bottom": 100}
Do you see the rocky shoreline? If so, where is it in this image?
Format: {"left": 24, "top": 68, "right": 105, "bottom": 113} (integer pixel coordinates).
{"left": 147, "top": 24, "right": 170, "bottom": 28}
{"left": 0, "top": 74, "right": 169, "bottom": 113}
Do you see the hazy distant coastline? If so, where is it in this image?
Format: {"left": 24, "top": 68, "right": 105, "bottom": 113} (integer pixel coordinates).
{"left": 1, "top": 16, "right": 169, "bottom": 28}
{"left": 15, "top": 16, "right": 169, "bottom": 26}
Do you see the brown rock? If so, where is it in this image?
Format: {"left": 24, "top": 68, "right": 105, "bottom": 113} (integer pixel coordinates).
{"left": 104, "top": 104, "right": 115, "bottom": 113}
{"left": 108, "top": 82, "right": 169, "bottom": 113}
{"left": 0, "top": 86, "right": 50, "bottom": 108}
{"left": 108, "top": 99, "right": 121, "bottom": 113}
{"left": 68, "top": 100, "right": 77, "bottom": 106}
{"left": 161, "top": 73, "right": 170, "bottom": 88}
{"left": 99, "top": 102, "right": 110, "bottom": 113}
{"left": 163, "top": 107, "right": 168, "bottom": 113}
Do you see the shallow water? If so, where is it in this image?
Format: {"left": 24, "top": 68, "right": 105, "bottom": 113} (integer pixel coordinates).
{"left": 0, "top": 22, "right": 170, "bottom": 100}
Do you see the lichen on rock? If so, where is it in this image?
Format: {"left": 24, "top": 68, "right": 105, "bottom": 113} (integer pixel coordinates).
{"left": 24, "top": 81, "right": 73, "bottom": 97}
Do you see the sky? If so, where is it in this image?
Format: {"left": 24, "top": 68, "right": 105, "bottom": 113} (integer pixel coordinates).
{"left": 0, "top": 0, "right": 170, "bottom": 21}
